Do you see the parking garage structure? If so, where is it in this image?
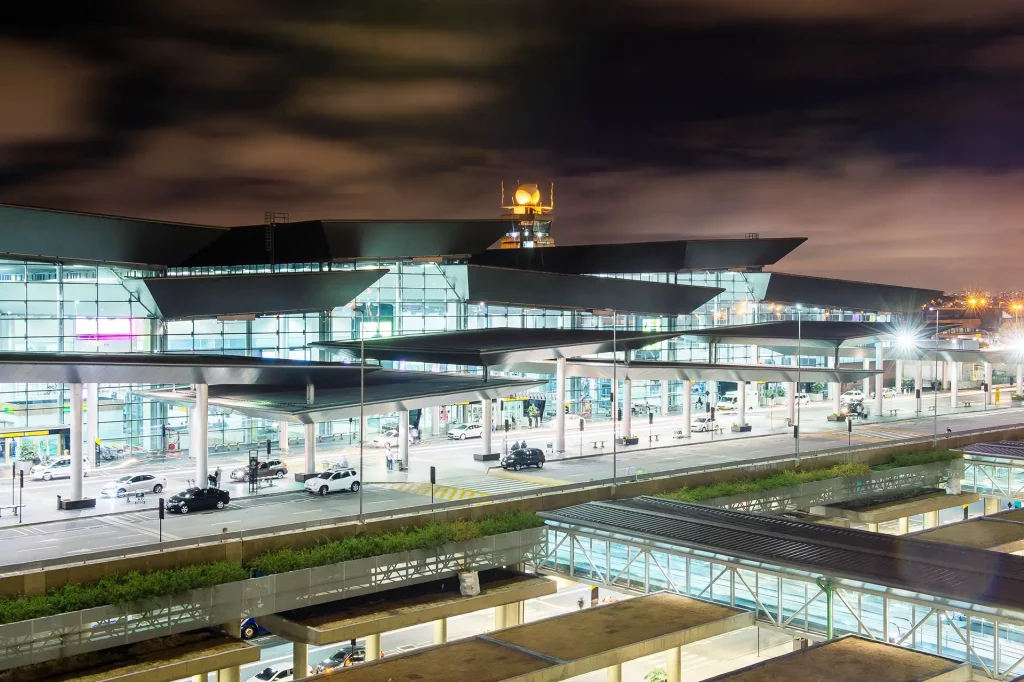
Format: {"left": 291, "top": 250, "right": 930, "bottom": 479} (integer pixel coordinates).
{"left": 539, "top": 497, "right": 1024, "bottom": 679}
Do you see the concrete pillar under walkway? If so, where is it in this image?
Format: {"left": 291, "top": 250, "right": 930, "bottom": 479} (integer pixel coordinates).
{"left": 279, "top": 420, "right": 290, "bottom": 453}
{"left": 985, "top": 362, "right": 993, "bottom": 404}
{"left": 923, "top": 510, "right": 939, "bottom": 529}
{"left": 494, "top": 604, "right": 507, "bottom": 630}
{"left": 661, "top": 380, "right": 670, "bottom": 417}
{"left": 606, "top": 663, "right": 622, "bottom": 682}
{"left": 217, "top": 667, "right": 240, "bottom": 682}
{"left": 555, "top": 357, "right": 566, "bottom": 453}
{"left": 985, "top": 497, "right": 1001, "bottom": 515}
{"left": 950, "top": 361, "right": 959, "bottom": 407}
{"left": 895, "top": 359, "right": 903, "bottom": 395}
{"left": 866, "top": 522, "right": 879, "bottom": 533}
{"left": 70, "top": 382, "right": 83, "bottom": 500}
{"left": 365, "top": 632, "right": 381, "bottom": 662}
{"left": 862, "top": 358, "right": 870, "bottom": 395}
{"left": 681, "top": 380, "right": 692, "bottom": 438}
{"left": 192, "top": 383, "right": 209, "bottom": 486}
{"left": 830, "top": 382, "right": 840, "bottom": 416}
{"left": 433, "top": 617, "right": 447, "bottom": 644}
{"left": 304, "top": 422, "right": 316, "bottom": 474}
{"left": 874, "top": 345, "right": 884, "bottom": 418}
{"left": 504, "top": 601, "right": 523, "bottom": 627}
{"left": 898, "top": 517, "right": 909, "bottom": 535}
{"left": 1018, "top": 365, "right": 1023, "bottom": 396}
{"left": 914, "top": 362, "right": 923, "bottom": 414}
{"left": 293, "top": 641, "right": 308, "bottom": 680}
{"left": 191, "top": 675, "right": 209, "bottom": 682}
{"left": 666, "top": 645, "right": 681, "bottom": 682}
{"left": 787, "top": 382, "right": 796, "bottom": 426}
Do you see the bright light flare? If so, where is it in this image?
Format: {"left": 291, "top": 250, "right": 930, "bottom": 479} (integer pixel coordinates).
{"left": 896, "top": 333, "right": 916, "bottom": 350}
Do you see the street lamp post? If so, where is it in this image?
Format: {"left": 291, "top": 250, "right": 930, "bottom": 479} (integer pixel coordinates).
{"left": 612, "top": 310, "right": 617, "bottom": 485}
{"left": 795, "top": 304, "right": 802, "bottom": 464}
{"left": 931, "top": 307, "right": 939, "bottom": 445}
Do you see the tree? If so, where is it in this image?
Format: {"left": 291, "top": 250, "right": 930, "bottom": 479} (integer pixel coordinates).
{"left": 644, "top": 670, "right": 668, "bottom": 682}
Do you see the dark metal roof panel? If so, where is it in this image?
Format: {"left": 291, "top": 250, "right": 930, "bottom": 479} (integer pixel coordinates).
{"left": 681, "top": 321, "right": 917, "bottom": 348}
{"left": 448, "top": 265, "right": 722, "bottom": 317}
{"left": 542, "top": 499, "right": 1024, "bottom": 612}
{"left": 963, "top": 442, "right": 1024, "bottom": 460}
{"left": 313, "top": 328, "right": 686, "bottom": 367}
{"left": 0, "top": 203, "right": 223, "bottom": 268}
{"left": 135, "top": 270, "right": 386, "bottom": 319}
{"left": 468, "top": 238, "right": 806, "bottom": 274}
{"left": 752, "top": 272, "right": 943, "bottom": 313}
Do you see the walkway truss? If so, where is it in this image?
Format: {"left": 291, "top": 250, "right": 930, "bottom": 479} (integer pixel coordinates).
{"left": 538, "top": 523, "right": 1024, "bottom": 679}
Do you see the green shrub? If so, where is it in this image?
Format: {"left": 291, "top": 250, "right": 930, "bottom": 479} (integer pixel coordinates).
{"left": 0, "top": 511, "right": 544, "bottom": 626}
{"left": 886, "top": 449, "right": 961, "bottom": 469}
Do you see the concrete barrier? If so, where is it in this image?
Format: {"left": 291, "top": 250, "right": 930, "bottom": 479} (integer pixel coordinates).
{"left": 2, "top": 424, "right": 1022, "bottom": 598}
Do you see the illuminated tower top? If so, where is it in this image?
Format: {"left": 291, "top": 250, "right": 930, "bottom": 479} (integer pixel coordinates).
{"left": 500, "top": 182, "right": 555, "bottom": 248}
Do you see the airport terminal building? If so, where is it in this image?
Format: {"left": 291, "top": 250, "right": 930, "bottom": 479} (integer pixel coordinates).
{"left": 0, "top": 199, "right": 942, "bottom": 461}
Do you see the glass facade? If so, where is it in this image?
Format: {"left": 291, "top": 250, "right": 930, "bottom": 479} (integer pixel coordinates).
{"left": 0, "top": 255, "right": 896, "bottom": 468}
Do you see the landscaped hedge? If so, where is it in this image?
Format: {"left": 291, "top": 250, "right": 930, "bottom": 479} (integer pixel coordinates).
{"left": 0, "top": 510, "right": 544, "bottom": 626}
{"left": 655, "top": 449, "right": 961, "bottom": 503}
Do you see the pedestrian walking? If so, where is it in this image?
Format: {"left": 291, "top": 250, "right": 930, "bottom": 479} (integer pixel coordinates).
{"left": 385, "top": 444, "right": 393, "bottom": 471}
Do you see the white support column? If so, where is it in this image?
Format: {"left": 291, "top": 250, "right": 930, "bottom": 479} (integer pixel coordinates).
{"left": 433, "top": 618, "right": 448, "bottom": 644}
{"left": 86, "top": 383, "right": 99, "bottom": 468}
{"left": 866, "top": 522, "right": 879, "bottom": 533}
{"left": 950, "top": 361, "right": 959, "bottom": 407}
{"left": 1017, "top": 365, "right": 1023, "bottom": 396}
{"left": 555, "top": 357, "right": 566, "bottom": 453}
{"left": 737, "top": 381, "right": 747, "bottom": 426}
{"left": 293, "top": 641, "right": 308, "bottom": 680}
{"left": 787, "top": 382, "right": 797, "bottom": 425}
{"left": 279, "top": 420, "right": 290, "bottom": 452}
{"left": 191, "top": 675, "right": 208, "bottom": 682}
{"left": 831, "top": 383, "right": 841, "bottom": 415}
{"left": 622, "top": 379, "right": 632, "bottom": 438}
{"left": 399, "top": 409, "right": 410, "bottom": 469}
{"left": 494, "top": 605, "right": 507, "bottom": 630}
{"left": 862, "top": 358, "right": 870, "bottom": 395}
{"left": 192, "top": 383, "right": 209, "bottom": 486}
{"left": 304, "top": 422, "right": 316, "bottom": 474}
{"left": 682, "top": 380, "right": 692, "bottom": 438}
{"left": 365, "top": 633, "right": 381, "bottom": 662}
{"left": 895, "top": 359, "right": 904, "bottom": 395}
{"left": 606, "top": 664, "right": 622, "bottom": 682}
{"left": 874, "top": 345, "right": 884, "bottom": 418}
{"left": 985, "top": 497, "right": 1000, "bottom": 516}
{"left": 915, "top": 361, "right": 923, "bottom": 414}
{"left": 666, "top": 646, "right": 682, "bottom": 682}
{"left": 610, "top": 377, "right": 617, "bottom": 429}
{"left": 661, "top": 380, "right": 670, "bottom": 417}
{"left": 985, "top": 362, "right": 994, "bottom": 404}
{"left": 504, "top": 601, "right": 523, "bottom": 627}
{"left": 70, "top": 383, "right": 83, "bottom": 500}
{"left": 898, "top": 516, "right": 910, "bottom": 535}
{"left": 217, "top": 667, "right": 240, "bottom": 682}
{"left": 924, "top": 510, "right": 939, "bottom": 529}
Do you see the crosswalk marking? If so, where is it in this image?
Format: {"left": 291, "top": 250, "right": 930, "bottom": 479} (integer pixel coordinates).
{"left": 376, "top": 474, "right": 547, "bottom": 501}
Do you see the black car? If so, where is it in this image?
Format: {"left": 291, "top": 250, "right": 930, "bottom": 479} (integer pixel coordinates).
{"left": 500, "top": 447, "right": 546, "bottom": 471}
{"left": 316, "top": 644, "right": 366, "bottom": 673}
{"left": 165, "top": 487, "right": 230, "bottom": 514}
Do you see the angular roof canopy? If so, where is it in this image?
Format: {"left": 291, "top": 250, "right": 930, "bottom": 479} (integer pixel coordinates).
{"left": 683, "top": 321, "right": 924, "bottom": 350}
{"left": 124, "top": 270, "right": 385, "bottom": 319}
{"left": 747, "top": 272, "right": 943, "bottom": 313}
{"left": 469, "top": 237, "right": 807, "bottom": 274}
{"left": 313, "top": 329, "right": 685, "bottom": 367}
{"left": 142, "top": 370, "right": 545, "bottom": 423}
{"left": 496, "top": 359, "right": 880, "bottom": 383}
{"left": 183, "top": 219, "right": 513, "bottom": 266}
{"left": 440, "top": 265, "right": 722, "bottom": 316}
{"left": 0, "top": 352, "right": 374, "bottom": 386}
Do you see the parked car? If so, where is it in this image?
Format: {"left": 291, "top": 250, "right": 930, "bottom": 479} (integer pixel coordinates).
{"left": 691, "top": 416, "right": 717, "bottom": 432}
{"left": 792, "top": 392, "right": 810, "bottom": 406}
{"left": 371, "top": 430, "right": 413, "bottom": 448}
{"left": 447, "top": 423, "right": 483, "bottom": 440}
{"left": 840, "top": 389, "right": 864, "bottom": 405}
{"left": 30, "top": 457, "right": 90, "bottom": 481}
{"left": 241, "top": 617, "right": 268, "bottom": 640}
{"left": 304, "top": 468, "right": 361, "bottom": 496}
{"left": 715, "top": 396, "right": 738, "bottom": 411}
{"left": 165, "top": 487, "right": 230, "bottom": 514}
{"left": 245, "top": 666, "right": 313, "bottom": 682}
{"left": 882, "top": 387, "right": 898, "bottom": 399}
{"left": 101, "top": 473, "right": 167, "bottom": 498}
{"left": 316, "top": 643, "right": 375, "bottom": 673}
{"left": 230, "top": 459, "right": 287, "bottom": 482}
{"left": 500, "top": 448, "right": 546, "bottom": 470}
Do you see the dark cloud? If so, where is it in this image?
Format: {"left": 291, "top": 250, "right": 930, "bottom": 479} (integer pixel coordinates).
{"left": 1, "top": 1, "right": 1023, "bottom": 289}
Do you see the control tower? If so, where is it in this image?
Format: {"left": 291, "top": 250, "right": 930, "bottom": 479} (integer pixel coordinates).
{"left": 500, "top": 182, "right": 554, "bottom": 249}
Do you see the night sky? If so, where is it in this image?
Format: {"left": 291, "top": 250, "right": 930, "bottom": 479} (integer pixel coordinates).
{"left": 3, "top": 1, "right": 1024, "bottom": 290}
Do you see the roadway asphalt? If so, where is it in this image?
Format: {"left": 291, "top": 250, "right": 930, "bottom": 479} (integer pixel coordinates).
{"left": 1, "top": 390, "right": 1020, "bottom": 569}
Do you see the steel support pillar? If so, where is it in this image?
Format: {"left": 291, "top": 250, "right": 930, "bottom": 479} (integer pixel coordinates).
{"left": 70, "top": 383, "right": 83, "bottom": 500}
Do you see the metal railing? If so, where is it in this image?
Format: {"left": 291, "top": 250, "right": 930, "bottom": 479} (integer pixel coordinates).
{"left": 0, "top": 422, "right": 1020, "bottom": 577}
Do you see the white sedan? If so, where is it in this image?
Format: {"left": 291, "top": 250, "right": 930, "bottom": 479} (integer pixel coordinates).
{"left": 447, "top": 424, "right": 483, "bottom": 440}
{"left": 304, "top": 468, "right": 361, "bottom": 496}
{"left": 101, "top": 473, "right": 168, "bottom": 497}
{"left": 371, "top": 430, "right": 413, "bottom": 448}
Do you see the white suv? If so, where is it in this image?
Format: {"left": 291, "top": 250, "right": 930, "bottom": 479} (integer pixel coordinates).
{"left": 30, "top": 457, "right": 90, "bottom": 481}
{"left": 304, "top": 468, "right": 361, "bottom": 496}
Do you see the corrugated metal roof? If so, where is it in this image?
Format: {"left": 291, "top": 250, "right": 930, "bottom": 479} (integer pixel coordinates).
{"left": 963, "top": 441, "right": 1024, "bottom": 460}
{"left": 541, "top": 498, "right": 1024, "bottom": 612}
